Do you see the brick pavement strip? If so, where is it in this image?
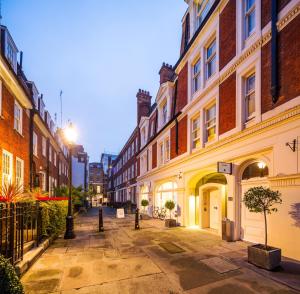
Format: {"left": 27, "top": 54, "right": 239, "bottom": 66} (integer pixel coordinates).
{"left": 21, "top": 207, "right": 299, "bottom": 294}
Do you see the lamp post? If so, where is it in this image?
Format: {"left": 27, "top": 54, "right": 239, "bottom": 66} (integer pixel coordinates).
{"left": 64, "top": 122, "right": 77, "bottom": 239}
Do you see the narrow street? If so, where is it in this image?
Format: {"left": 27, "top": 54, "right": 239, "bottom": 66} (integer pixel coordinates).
{"left": 22, "top": 208, "right": 298, "bottom": 294}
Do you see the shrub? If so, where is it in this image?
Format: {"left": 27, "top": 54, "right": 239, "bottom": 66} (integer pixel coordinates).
{"left": 165, "top": 200, "right": 175, "bottom": 219}
{"left": 141, "top": 199, "right": 149, "bottom": 213}
{"left": 243, "top": 186, "right": 282, "bottom": 249}
{"left": 0, "top": 255, "right": 24, "bottom": 294}
{"left": 40, "top": 201, "right": 68, "bottom": 237}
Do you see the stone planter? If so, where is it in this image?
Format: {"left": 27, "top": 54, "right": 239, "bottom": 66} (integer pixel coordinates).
{"left": 248, "top": 244, "right": 281, "bottom": 270}
{"left": 165, "top": 219, "right": 177, "bottom": 228}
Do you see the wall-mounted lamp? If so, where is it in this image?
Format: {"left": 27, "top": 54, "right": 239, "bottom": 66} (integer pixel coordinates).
{"left": 178, "top": 171, "right": 183, "bottom": 180}
{"left": 286, "top": 139, "right": 298, "bottom": 152}
{"left": 257, "top": 162, "right": 266, "bottom": 169}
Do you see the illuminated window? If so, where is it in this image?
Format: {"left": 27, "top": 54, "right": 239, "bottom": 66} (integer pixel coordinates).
{"left": 2, "top": 150, "right": 13, "bottom": 187}
{"left": 205, "top": 104, "right": 216, "bottom": 141}
{"left": 192, "top": 115, "right": 201, "bottom": 149}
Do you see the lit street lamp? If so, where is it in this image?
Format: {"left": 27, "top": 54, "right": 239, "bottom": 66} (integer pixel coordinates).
{"left": 64, "top": 122, "right": 77, "bottom": 239}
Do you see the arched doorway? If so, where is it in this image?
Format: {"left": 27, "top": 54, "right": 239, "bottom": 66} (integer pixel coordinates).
{"left": 155, "top": 181, "right": 178, "bottom": 218}
{"left": 240, "top": 160, "right": 269, "bottom": 243}
{"left": 191, "top": 173, "right": 227, "bottom": 234}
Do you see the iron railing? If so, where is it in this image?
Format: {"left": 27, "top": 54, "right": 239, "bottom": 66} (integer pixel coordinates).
{"left": 0, "top": 202, "right": 42, "bottom": 264}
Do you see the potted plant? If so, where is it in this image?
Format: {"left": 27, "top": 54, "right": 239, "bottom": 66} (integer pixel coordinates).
{"left": 243, "top": 186, "right": 282, "bottom": 270}
{"left": 164, "top": 200, "right": 176, "bottom": 228}
{"left": 140, "top": 199, "right": 150, "bottom": 219}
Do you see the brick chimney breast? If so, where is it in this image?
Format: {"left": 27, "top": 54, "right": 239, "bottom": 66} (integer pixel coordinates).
{"left": 159, "top": 62, "right": 175, "bottom": 85}
{"left": 137, "top": 89, "right": 152, "bottom": 124}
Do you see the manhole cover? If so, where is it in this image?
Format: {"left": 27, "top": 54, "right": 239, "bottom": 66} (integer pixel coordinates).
{"left": 159, "top": 242, "right": 185, "bottom": 254}
{"left": 200, "top": 257, "right": 239, "bottom": 273}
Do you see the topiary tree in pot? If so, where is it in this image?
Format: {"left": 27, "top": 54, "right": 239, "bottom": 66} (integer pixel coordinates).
{"left": 141, "top": 199, "right": 149, "bottom": 213}
{"left": 243, "top": 186, "right": 282, "bottom": 270}
{"left": 164, "top": 200, "right": 176, "bottom": 228}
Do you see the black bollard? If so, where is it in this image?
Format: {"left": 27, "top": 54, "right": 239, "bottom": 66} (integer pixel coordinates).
{"left": 99, "top": 207, "right": 104, "bottom": 232}
{"left": 135, "top": 208, "right": 140, "bottom": 230}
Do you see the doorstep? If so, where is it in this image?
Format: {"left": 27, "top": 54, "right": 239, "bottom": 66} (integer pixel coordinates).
{"left": 15, "top": 235, "right": 56, "bottom": 277}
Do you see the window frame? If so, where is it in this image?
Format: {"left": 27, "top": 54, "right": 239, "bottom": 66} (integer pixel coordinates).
{"left": 205, "top": 39, "right": 216, "bottom": 80}
{"left": 164, "top": 138, "right": 170, "bottom": 163}
{"left": 14, "top": 100, "right": 23, "bottom": 135}
{"left": 192, "top": 58, "right": 201, "bottom": 94}
{"left": 2, "top": 150, "right": 13, "bottom": 188}
{"left": 162, "top": 102, "right": 168, "bottom": 125}
{"left": 16, "top": 157, "right": 24, "bottom": 191}
{"left": 33, "top": 132, "right": 38, "bottom": 157}
{"left": 245, "top": 72, "right": 256, "bottom": 121}
{"left": 205, "top": 103, "right": 216, "bottom": 142}
{"left": 244, "top": 0, "right": 255, "bottom": 39}
{"left": 191, "top": 115, "right": 201, "bottom": 149}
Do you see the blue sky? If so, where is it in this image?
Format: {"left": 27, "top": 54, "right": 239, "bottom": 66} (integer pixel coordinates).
{"left": 4, "top": 1, "right": 187, "bottom": 161}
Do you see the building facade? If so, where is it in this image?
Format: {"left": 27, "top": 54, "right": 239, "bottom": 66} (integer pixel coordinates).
{"left": 72, "top": 145, "right": 89, "bottom": 191}
{"left": 136, "top": 0, "right": 300, "bottom": 261}
{"left": 0, "top": 25, "right": 71, "bottom": 196}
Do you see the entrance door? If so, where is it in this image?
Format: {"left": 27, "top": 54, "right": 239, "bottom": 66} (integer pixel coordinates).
{"left": 241, "top": 183, "right": 264, "bottom": 243}
{"left": 209, "top": 189, "right": 219, "bottom": 230}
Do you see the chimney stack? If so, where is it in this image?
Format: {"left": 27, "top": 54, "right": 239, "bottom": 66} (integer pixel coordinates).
{"left": 159, "top": 62, "right": 174, "bottom": 85}
{"left": 136, "top": 89, "right": 151, "bottom": 125}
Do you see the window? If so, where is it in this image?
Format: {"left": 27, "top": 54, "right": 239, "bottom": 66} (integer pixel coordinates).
{"left": 141, "top": 127, "right": 146, "bottom": 145}
{"left": 245, "top": 73, "right": 255, "bottom": 120}
{"left": 206, "top": 39, "right": 216, "bottom": 80}
{"left": 14, "top": 100, "right": 22, "bottom": 134}
{"left": 196, "top": 0, "right": 215, "bottom": 29}
{"left": 242, "top": 162, "right": 268, "bottom": 180}
{"left": 192, "top": 58, "right": 201, "bottom": 93}
{"left": 42, "top": 137, "right": 46, "bottom": 157}
{"left": 244, "top": 0, "right": 255, "bottom": 38}
{"left": 162, "top": 102, "right": 168, "bottom": 124}
{"left": 54, "top": 152, "right": 57, "bottom": 167}
{"left": 150, "top": 120, "right": 155, "bottom": 137}
{"left": 2, "top": 150, "right": 13, "bottom": 187}
{"left": 6, "top": 39, "right": 17, "bottom": 72}
{"left": 16, "top": 158, "right": 24, "bottom": 191}
{"left": 205, "top": 104, "right": 216, "bottom": 141}
{"left": 159, "top": 143, "right": 164, "bottom": 165}
{"left": 164, "top": 138, "right": 170, "bottom": 162}
{"left": 33, "top": 132, "right": 38, "bottom": 157}
{"left": 192, "top": 116, "right": 201, "bottom": 149}
{"left": 40, "top": 172, "right": 46, "bottom": 192}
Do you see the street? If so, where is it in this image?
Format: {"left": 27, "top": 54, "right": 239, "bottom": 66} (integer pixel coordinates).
{"left": 20, "top": 208, "right": 299, "bottom": 294}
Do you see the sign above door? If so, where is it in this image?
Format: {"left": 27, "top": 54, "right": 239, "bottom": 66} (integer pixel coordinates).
{"left": 217, "top": 162, "right": 232, "bottom": 175}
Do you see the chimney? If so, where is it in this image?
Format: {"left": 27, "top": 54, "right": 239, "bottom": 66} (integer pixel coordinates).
{"left": 20, "top": 51, "right": 23, "bottom": 70}
{"left": 136, "top": 89, "right": 151, "bottom": 125}
{"left": 159, "top": 62, "right": 174, "bottom": 85}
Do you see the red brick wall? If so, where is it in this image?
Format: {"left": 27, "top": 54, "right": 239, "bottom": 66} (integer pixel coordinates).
{"left": 219, "top": 72, "right": 236, "bottom": 135}
{"left": 178, "top": 115, "right": 187, "bottom": 155}
{"left": 219, "top": 0, "right": 236, "bottom": 70}
{"left": 152, "top": 142, "right": 157, "bottom": 169}
{"left": 175, "top": 63, "right": 188, "bottom": 114}
{"left": 261, "top": 0, "right": 291, "bottom": 28}
{"left": 0, "top": 83, "right": 30, "bottom": 188}
{"left": 170, "top": 115, "right": 187, "bottom": 159}
{"left": 261, "top": 16, "right": 300, "bottom": 113}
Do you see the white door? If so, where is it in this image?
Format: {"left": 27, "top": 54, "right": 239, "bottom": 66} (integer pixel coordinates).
{"left": 209, "top": 190, "right": 219, "bottom": 230}
{"left": 241, "top": 183, "right": 264, "bottom": 244}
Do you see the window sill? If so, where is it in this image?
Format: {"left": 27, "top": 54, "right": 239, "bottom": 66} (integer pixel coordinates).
{"left": 245, "top": 116, "right": 256, "bottom": 128}
{"left": 14, "top": 128, "right": 24, "bottom": 138}
{"left": 204, "top": 136, "right": 217, "bottom": 147}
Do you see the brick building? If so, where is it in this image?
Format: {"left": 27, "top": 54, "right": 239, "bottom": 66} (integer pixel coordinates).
{"left": 0, "top": 25, "right": 71, "bottom": 195}
{"left": 136, "top": 0, "right": 300, "bottom": 261}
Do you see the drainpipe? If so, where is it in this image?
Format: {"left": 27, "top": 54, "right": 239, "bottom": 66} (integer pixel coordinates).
{"left": 271, "top": 0, "right": 279, "bottom": 104}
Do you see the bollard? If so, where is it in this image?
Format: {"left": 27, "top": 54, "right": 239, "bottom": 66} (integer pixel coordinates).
{"left": 99, "top": 207, "right": 104, "bottom": 232}
{"left": 135, "top": 208, "right": 140, "bottom": 230}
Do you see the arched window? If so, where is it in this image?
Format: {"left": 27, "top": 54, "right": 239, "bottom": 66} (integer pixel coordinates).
{"left": 155, "top": 181, "right": 177, "bottom": 209}
{"left": 242, "top": 162, "right": 269, "bottom": 180}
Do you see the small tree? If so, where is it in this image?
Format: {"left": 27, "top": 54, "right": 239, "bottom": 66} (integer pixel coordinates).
{"left": 165, "top": 200, "right": 175, "bottom": 219}
{"left": 243, "top": 186, "right": 282, "bottom": 249}
{"left": 141, "top": 199, "right": 149, "bottom": 213}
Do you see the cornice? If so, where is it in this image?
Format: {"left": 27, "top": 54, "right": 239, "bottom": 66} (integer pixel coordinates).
{"left": 269, "top": 173, "right": 300, "bottom": 187}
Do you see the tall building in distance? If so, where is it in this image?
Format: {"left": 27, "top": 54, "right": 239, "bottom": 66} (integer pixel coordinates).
{"left": 71, "top": 145, "right": 89, "bottom": 191}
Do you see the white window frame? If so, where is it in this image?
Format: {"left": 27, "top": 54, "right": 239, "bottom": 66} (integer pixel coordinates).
{"left": 158, "top": 142, "right": 164, "bottom": 166}
{"left": 245, "top": 72, "right": 256, "bottom": 121}
{"left": 244, "top": 0, "right": 255, "bottom": 39}
{"left": 164, "top": 138, "right": 170, "bottom": 163}
{"left": 191, "top": 115, "right": 201, "bottom": 149}
{"left": 14, "top": 100, "right": 23, "bottom": 134}
{"left": 192, "top": 58, "right": 201, "bottom": 94}
{"left": 2, "top": 150, "right": 13, "bottom": 188}
{"left": 205, "top": 103, "right": 216, "bottom": 142}
{"left": 205, "top": 39, "right": 216, "bottom": 80}
{"left": 162, "top": 102, "right": 168, "bottom": 125}
{"left": 16, "top": 157, "right": 24, "bottom": 191}
{"left": 33, "top": 132, "right": 38, "bottom": 157}
{"left": 42, "top": 137, "right": 46, "bottom": 157}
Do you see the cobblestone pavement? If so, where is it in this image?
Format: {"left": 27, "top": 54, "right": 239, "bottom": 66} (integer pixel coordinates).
{"left": 21, "top": 207, "right": 299, "bottom": 294}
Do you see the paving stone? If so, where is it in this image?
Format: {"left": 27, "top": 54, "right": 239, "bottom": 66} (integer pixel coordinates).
{"left": 200, "top": 257, "right": 240, "bottom": 273}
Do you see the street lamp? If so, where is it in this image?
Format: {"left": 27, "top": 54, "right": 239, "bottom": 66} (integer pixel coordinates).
{"left": 64, "top": 122, "right": 77, "bottom": 239}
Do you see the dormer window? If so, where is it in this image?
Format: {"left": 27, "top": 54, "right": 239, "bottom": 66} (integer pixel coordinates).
{"left": 39, "top": 97, "right": 45, "bottom": 120}
{"left": 5, "top": 33, "right": 18, "bottom": 73}
{"left": 195, "top": 0, "right": 215, "bottom": 30}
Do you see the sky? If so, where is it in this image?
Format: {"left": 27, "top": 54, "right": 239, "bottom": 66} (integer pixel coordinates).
{"left": 3, "top": 1, "right": 187, "bottom": 161}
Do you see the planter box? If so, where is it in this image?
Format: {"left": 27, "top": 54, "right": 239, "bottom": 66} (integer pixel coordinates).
{"left": 165, "top": 219, "right": 177, "bottom": 228}
{"left": 248, "top": 244, "right": 281, "bottom": 270}
{"left": 140, "top": 214, "right": 151, "bottom": 220}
